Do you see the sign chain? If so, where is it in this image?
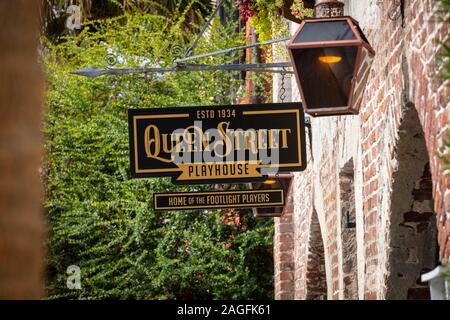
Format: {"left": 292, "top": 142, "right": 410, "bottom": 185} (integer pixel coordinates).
{"left": 280, "top": 67, "right": 287, "bottom": 103}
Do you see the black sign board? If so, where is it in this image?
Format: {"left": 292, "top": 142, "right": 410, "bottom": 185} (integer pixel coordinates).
{"left": 129, "top": 103, "right": 306, "bottom": 184}
{"left": 154, "top": 189, "right": 285, "bottom": 211}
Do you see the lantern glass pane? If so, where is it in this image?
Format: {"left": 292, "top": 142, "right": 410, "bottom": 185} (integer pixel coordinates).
{"left": 294, "top": 21, "right": 356, "bottom": 43}
{"left": 255, "top": 206, "right": 283, "bottom": 216}
{"left": 354, "top": 23, "right": 370, "bottom": 46}
{"left": 293, "top": 46, "right": 358, "bottom": 109}
{"left": 251, "top": 178, "right": 291, "bottom": 194}
{"left": 250, "top": 177, "right": 291, "bottom": 216}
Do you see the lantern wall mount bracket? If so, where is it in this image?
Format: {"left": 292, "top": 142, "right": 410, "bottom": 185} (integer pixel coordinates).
{"left": 73, "top": 60, "right": 293, "bottom": 79}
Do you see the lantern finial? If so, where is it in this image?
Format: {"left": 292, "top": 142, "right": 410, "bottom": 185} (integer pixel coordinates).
{"left": 314, "top": 0, "right": 344, "bottom": 18}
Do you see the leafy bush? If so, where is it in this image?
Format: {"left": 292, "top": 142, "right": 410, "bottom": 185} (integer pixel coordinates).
{"left": 438, "top": 0, "right": 450, "bottom": 177}
{"left": 236, "top": 0, "right": 313, "bottom": 41}
{"left": 44, "top": 8, "right": 274, "bottom": 299}
{"left": 440, "top": 0, "right": 450, "bottom": 80}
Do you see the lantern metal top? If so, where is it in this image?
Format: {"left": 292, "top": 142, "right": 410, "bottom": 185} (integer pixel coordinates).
{"left": 288, "top": 17, "right": 374, "bottom": 54}
{"left": 314, "top": 0, "right": 344, "bottom": 18}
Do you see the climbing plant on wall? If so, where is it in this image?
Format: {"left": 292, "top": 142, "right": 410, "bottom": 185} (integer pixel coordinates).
{"left": 43, "top": 5, "right": 274, "bottom": 299}
{"left": 236, "top": 0, "right": 313, "bottom": 41}
{"left": 442, "top": 0, "right": 450, "bottom": 80}
{"left": 41, "top": 0, "right": 214, "bottom": 42}
{"left": 438, "top": 0, "right": 450, "bottom": 176}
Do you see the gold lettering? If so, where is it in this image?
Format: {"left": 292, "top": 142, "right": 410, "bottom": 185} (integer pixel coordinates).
{"left": 279, "top": 129, "right": 291, "bottom": 149}
{"left": 233, "top": 130, "right": 244, "bottom": 151}
{"left": 143, "top": 121, "right": 294, "bottom": 164}
{"left": 144, "top": 125, "right": 173, "bottom": 163}
{"left": 144, "top": 125, "right": 160, "bottom": 158}
{"left": 257, "top": 129, "right": 268, "bottom": 150}
{"left": 244, "top": 130, "right": 258, "bottom": 154}
{"left": 183, "top": 125, "right": 203, "bottom": 152}
{"left": 161, "top": 134, "right": 173, "bottom": 154}
{"left": 174, "top": 133, "right": 184, "bottom": 153}
{"left": 217, "top": 122, "right": 232, "bottom": 157}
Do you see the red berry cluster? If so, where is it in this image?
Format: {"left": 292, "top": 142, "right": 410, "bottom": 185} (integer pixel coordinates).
{"left": 236, "top": 0, "right": 255, "bottom": 22}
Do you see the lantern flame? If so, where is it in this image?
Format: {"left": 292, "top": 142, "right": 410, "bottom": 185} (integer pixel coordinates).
{"left": 318, "top": 55, "right": 342, "bottom": 64}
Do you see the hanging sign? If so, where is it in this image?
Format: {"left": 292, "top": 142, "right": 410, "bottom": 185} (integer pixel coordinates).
{"left": 153, "top": 189, "right": 285, "bottom": 211}
{"left": 128, "top": 103, "right": 306, "bottom": 184}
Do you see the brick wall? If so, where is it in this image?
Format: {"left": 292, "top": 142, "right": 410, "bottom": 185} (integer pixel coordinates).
{"left": 274, "top": 0, "right": 450, "bottom": 300}
{"left": 340, "top": 161, "right": 358, "bottom": 299}
{"left": 304, "top": 209, "right": 327, "bottom": 300}
{"left": 274, "top": 191, "right": 295, "bottom": 300}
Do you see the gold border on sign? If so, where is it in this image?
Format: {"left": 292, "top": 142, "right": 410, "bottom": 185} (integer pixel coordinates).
{"left": 244, "top": 109, "right": 302, "bottom": 169}
{"left": 154, "top": 189, "right": 285, "bottom": 210}
{"left": 133, "top": 109, "right": 303, "bottom": 174}
{"left": 133, "top": 114, "right": 189, "bottom": 174}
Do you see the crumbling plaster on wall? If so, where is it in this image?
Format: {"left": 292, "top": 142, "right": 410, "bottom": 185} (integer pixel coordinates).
{"left": 275, "top": 0, "right": 449, "bottom": 299}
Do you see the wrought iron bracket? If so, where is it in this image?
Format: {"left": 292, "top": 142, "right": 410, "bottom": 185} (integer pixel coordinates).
{"left": 73, "top": 62, "right": 293, "bottom": 78}
{"left": 173, "top": 37, "right": 290, "bottom": 65}
{"left": 72, "top": 1, "right": 293, "bottom": 78}
{"left": 345, "top": 210, "right": 356, "bottom": 229}
{"left": 304, "top": 117, "right": 314, "bottom": 163}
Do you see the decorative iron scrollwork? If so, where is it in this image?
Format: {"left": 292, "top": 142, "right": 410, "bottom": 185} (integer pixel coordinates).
{"left": 105, "top": 53, "right": 118, "bottom": 68}
{"left": 170, "top": 45, "right": 192, "bottom": 63}
{"left": 279, "top": 68, "right": 287, "bottom": 103}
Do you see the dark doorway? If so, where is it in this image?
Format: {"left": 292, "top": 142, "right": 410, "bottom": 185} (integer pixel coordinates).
{"left": 386, "top": 102, "right": 439, "bottom": 300}
{"left": 305, "top": 209, "right": 328, "bottom": 300}
{"left": 340, "top": 159, "right": 358, "bottom": 299}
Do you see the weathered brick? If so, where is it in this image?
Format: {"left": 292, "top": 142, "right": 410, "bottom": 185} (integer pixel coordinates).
{"left": 273, "top": 0, "right": 449, "bottom": 300}
{"left": 276, "top": 292, "right": 294, "bottom": 300}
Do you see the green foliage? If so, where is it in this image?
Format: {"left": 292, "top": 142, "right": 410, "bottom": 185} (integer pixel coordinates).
{"left": 238, "top": 0, "right": 312, "bottom": 41}
{"left": 441, "top": 0, "right": 450, "bottom": 80}
{"left": 44, "top": 8, "right": 274, "bottom": 299}
{"left": 438, "top": 0, "right": 450, "bottom": 175}
{"left": 41, "top": 0, "right": 214, "bottom": 41}
{"left": 440, "top": 131, "right": 450, "bottom": 176}
{"left": 289, "top": 0, "right": 313, "bottom": 20}
{"left": 249, "top": 0, "right": 284, "bottom": 42}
